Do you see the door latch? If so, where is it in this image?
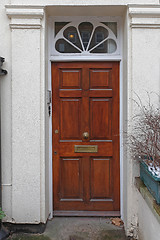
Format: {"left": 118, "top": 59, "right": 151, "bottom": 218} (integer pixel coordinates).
{"left": 47, "top": 90, "right": 52, "bottom": 116}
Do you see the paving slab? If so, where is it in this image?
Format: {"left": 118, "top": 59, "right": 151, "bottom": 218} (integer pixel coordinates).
{"left": 44, "top": 217, "right": 127, "bottom": 240}
{"left": 7, "top": 217, "right": 127, "bottom": 240}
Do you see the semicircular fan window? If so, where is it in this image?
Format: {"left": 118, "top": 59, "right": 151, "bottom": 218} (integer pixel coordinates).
{"left": 54, "top": 21, "right": 118, "bottom": 55}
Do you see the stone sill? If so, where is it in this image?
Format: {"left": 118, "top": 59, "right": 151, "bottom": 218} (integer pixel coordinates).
{"left": 135, "top": 177, "right": 160, "bottom": 224}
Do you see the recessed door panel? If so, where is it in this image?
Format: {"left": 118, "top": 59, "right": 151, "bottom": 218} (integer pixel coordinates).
{"left": 60, "top": 69, "right": 82, "bottom": 89}
{"left": 90, "top": 69, "right": 112, "bottom": 89}
{"left": 60, "top": 158, "right": 83, "bottom": 200}
{"left": 90, "top": 157, "right": 112, "bottom": 200}
{"left": 60, "top": 98, "right": 81, "bottom": 140}
{"left": 90, "top": 98, "right": 112, "bottom": 140}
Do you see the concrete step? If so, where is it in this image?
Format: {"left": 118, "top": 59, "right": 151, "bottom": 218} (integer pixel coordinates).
{"left": 44, "top": 217, "right": 127, "bottom": 240}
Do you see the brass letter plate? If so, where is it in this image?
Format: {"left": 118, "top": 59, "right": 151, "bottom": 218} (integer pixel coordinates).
{"left": 74, "top": 145, "right": 98, "bottom": 153}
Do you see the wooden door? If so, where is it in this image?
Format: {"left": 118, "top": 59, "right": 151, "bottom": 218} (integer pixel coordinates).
{"left": 52, "top": 62, "right": 120, "bottom": 216}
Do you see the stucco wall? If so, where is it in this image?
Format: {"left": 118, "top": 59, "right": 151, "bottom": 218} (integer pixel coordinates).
{"left": 137, "top": 192, "right": 160, "bottom": 240}
{"left": 132, "top": 28, "right": 160, "bottom": 104}
{"left": 1, "top": 5, "right": 47, "bottom": 224}
{"left": 127, "top": 6, "right": 160, "bottom": 238}
{"left": 0, "top": 0, "right": 12, "bottom": 221}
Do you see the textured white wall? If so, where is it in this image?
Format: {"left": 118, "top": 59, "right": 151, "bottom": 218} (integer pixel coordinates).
{"left": 3, "top": 6, "right": 47, "bottom": 223}
{"left": 0, "top": 0, "right": 12, "bottom": 222}
{"left": 11, "top": 28, "right": 41, "bottom": 223}
{"left": 127, "top": 6, "right": 160, "bottom": 238}
{"left": 138, "top": 193, "right": 160, "bottom": 240}
{"left": 132, "top": 28, "right": 160, "bottom": 103}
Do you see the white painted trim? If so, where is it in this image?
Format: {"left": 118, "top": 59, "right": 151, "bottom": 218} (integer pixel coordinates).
{"left": 9, "top": 24, "right": 42, "bottom": 29}
{"left": 50, "top": 56, "right": 122, "bottom": 61}
{"left": 51, "top": 16, "right": 122, "bottom": 21}
{"left": 119, "top": 54, "right": 123, "bottom": 221}
{"left": 128, "top": 6, "right": 160, "bottom": 29}
{"left": 6, "top": 5, "right": 44, "bottom": 19}
{"left": 131, "top": 24, "right": 160, "bottom": 29}
{"left": 6, "top": 5, "right": 44, "bottom": 29}
{"left": 48, "top": 17, "right": 53, "bottom": 220}
{"left": 129, "top": 6, "right": 160, "bottom": 18}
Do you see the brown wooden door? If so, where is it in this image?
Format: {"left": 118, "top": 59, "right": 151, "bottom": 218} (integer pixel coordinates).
{"left": 52, "top": 62, "right": 120, "bottom": 215}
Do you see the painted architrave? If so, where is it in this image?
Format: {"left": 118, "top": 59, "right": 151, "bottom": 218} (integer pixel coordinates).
{"left": 49, "top": 15, "right": 123, "bottom": 218}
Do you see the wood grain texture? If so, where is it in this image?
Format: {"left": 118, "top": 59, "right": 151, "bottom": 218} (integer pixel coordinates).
{"left": 90, "top": 98, "right": 112, "bottom": 140}
{"left": 90, "top": 69, "right": 111, "bottom": 89}
{"left": 60, "top": 69, "right": 82, "bottom": 89}
{"left": 90, "top": 158, "right": 112, "bottom": 200}
{"left": 60, "top": 158, "right": 83, "bottom": 200}
{"left": 52, "top": 62, "right": 120, "bottom": 213}
{"left": 60, "top": 98, "right": 81, "bottom": 140}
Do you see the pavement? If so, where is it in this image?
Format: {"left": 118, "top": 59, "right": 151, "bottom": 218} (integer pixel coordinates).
{"left": 7, "top": 217, "right": 128, "bottom": 240}
{"left": 44, "top": 217, "right": 127, "bottom": 240}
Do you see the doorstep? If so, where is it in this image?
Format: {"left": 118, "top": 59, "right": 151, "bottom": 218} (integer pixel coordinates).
{"left": 135, "top": 177, "right": 160, "bottom": 224}
{"left": 7, "top": 217, "right": 128, "bottom": 240}
{"left": 44, "top": 217, "right": 127, "bottom": 240}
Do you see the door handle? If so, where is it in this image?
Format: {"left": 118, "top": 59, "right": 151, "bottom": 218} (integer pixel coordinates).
{"left": 83, "top": 132, "right": 89, "bottom": 139}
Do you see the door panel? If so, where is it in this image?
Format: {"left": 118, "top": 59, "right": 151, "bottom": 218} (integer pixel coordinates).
{"left": 90, "top": 157, "right": 112, "bottom": 199}
{"left": 52, "top": 62, "right": 120, "bottom": 214}
{"left": 90, "top": 98, "right": 112, "bottom": 140}
{"left": 60, "top": 69, "right": 82, "bottom": 89}
{"left": 60, "top": 158, "right": 83, "bottom": 200}
{"left": 89, "top": 69, "right": 111, "bottom": 89}
{"left": 60, "top": 99, "right": 82, "bottom": 140}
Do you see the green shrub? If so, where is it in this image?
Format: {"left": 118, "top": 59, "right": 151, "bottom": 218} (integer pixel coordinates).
{"left": 0, "top": 207, "right": 6, "bottom": 220}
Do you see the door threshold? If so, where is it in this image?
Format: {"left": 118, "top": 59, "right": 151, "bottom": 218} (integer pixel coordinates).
{"left": 53, "top": 211, "right": 120, "bottom": 217}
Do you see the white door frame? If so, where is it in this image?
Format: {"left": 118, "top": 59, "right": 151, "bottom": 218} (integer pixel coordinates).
{"left": 48, "top": 15, "right": 124, "bottom": 219}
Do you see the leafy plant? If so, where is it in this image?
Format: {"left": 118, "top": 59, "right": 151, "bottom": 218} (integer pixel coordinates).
{"left": 0, "top": 207, "right": 5, "bottom": 220}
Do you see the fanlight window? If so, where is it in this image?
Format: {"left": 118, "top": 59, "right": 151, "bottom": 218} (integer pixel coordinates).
{"left": 54, "top": 21, "right": 118, "bottom": 55}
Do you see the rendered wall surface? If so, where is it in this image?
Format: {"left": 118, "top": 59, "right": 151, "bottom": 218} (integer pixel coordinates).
{"left": 3, "top": 6, "right": 47, "bottom": 224}
{"left": 0, "top": 0, "right": 12, "bottom": 221}
{"left": 11, "top": 28, "right": 41, "bottom": 223}
{"left": 131, "top": 27, "right": 160, "bottom": 103}
{"left": 137, "top": 192, "right": 160, "bottom": 240}
{"left": 127, "top": 6, "right": 160, "bottom": 238}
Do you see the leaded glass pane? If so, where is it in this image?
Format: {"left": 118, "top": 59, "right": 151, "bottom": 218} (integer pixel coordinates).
{"left": 55, "top": 39, "right": 81, "bottom": 53}
{"left": 63, "top": 26, "right": 82, "bottom": 50}
{"left": 89, "top": 26, "right": 109, "bottom": 51}
{"left": 78, "top": 22, "right": 93, "bottom": 49}
{"left": 55, "top": 22, "right": 70, "bottom": 36}
{"left": 101, "top": 22, "right": 117, "bottom": 37}
{"left": 90, "top": 39, "right": 117, "bottom": 53}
